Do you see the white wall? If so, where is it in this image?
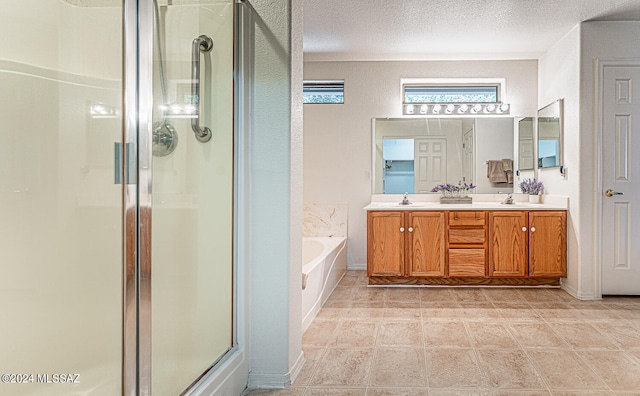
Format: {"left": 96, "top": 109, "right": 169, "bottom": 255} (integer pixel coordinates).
{"left": 248, "top": 0, "right": 304, "bottom": 389}
{"left": 537, "top": 25, "right": 582, "bottom": 297}
{"left": 537, "top": 21, "right": 640, "bottom": 299}
{"left": 304, "top": 60, "right": 538, "bottom": 267}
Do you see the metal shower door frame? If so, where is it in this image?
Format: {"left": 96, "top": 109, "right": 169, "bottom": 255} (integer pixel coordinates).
{"left": 123, "top": 0, "right": 153, "bottom": 395}
{"left": 123, "top": 1, "right": 242, "bottom": 394}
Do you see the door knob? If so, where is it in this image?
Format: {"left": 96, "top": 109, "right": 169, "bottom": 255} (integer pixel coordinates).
{"left": 605, "top": 189, "right": 624, "bottom": 197}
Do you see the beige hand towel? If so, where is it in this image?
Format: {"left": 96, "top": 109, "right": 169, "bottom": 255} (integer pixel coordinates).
{"left": 501, "top": 158, "right": 513, "bottom": 172}
{"left": 502, "top": 159, "right": 514, "bottom": 184}
{"left": 487, "top": 160, "right": 508, "bottom": 183}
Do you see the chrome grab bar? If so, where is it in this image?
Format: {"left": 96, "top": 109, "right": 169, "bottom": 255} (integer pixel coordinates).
{"left": 191, "top": 34, "right": 213, "bottom": 142}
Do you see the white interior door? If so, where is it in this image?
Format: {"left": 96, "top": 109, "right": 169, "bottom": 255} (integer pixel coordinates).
{"left": 414, "top": 138, "right": 447, "bottom": 193}
{"left": 601, "top": 65, "right": 640, "bottom": 295}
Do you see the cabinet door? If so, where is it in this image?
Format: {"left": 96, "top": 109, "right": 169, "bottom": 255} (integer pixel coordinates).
{"left": 368, "top": 211, "right": 405, "bottom": 276}
{"left": 407, "top": 212, "right": 445, "bottom": 277}
{"left": 529, "top": 211, "right": 567, "bottom": 277}
{"left": 489, "top": 211, "right": 528, "bottom": 277}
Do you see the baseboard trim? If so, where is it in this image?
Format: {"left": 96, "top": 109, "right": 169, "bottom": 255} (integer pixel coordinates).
{"left": 289, "top": 351, "right": 306, "bottom": 385}
{"left": 348, "top": 263, "right": 366, "bottom": 271}
{"left": 187, "top": 347, "right": 248, "bottom": 396}
{"left": 369, "top": 276, "right": 561, "bottom": 286}
{"left": 247, "top": 351, "right": 306, "bottom": 389}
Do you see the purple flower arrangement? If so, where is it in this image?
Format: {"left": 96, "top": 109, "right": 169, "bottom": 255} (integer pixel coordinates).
{"left": 431, "top": 181, "right": 476, "bottom": 197}
{"left": 519, "top": 178, "right": 544, "bottom": 195}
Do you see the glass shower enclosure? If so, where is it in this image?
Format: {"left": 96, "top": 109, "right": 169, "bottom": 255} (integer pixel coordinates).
{"left": 0, "top": 0, "right": 235, "bottom": 394}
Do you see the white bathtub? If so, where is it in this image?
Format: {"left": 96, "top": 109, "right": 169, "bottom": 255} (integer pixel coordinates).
{"left": 301, "top": 237, "right": 347, "bottom": 332}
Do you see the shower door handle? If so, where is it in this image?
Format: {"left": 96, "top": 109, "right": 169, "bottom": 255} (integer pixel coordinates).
{"left": 191, "top": 35, "right": 213, "bottom": 143}
{"left": 114, "top": 142, "right": 136, "bottom": 185}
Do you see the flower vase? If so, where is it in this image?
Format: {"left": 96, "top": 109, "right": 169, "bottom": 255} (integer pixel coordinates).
{"left": 528, "top": 194, "right": 541, "bottom": 204}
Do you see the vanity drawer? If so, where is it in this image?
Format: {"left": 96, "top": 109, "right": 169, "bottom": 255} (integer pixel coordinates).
{"left": 449, "top": 229, "right": 485, "bottom": 244}
{"left": 449, "top": 211, "right": 486, "bottom": 227}
{"left": 448, "top": 249, "right": 486, "bottom": 277}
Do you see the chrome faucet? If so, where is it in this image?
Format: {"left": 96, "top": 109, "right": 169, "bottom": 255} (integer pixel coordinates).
{"left": 400, "top": 192, "right": 412, "bottom": 205}
{"left": 501, "top": 193, "right": 514, "bottom": 205}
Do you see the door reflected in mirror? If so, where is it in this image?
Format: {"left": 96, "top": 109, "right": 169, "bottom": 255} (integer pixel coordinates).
{"left": 537, "top": 99, "right": 563, "bottom": 169}
{"left": 517, "top": 117, "right": 535, "bottom": 170}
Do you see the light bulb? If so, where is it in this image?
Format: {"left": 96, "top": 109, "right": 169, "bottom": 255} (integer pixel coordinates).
{"left": 486, "top": 104, "right": 496, "bottom": 112}
{"left": 500, "top": 103, "right": 510, "bottom": 112}
{"left": 458, "top": 104, "right": 469, "bottom": 113}
{"left": 432, "top": 104, "right": 441, "bottom": 113}
{"left": 406, "top": 104, "right": 414, "bottom": 114}
{"left": 472, "top": 104, "right": 482, "bottom": 113}
{"left": 446, "top": 104, "right": 455, "bottom": 113}
{"left": 419, "top": 104, "right": 428, "bottom": 114}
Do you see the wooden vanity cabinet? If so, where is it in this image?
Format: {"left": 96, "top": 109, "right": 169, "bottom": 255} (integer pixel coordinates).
{"left": 367, "top": 211, "right": 445, "bottom": 277}
{"left": 367, "top": 211, "right": 405, "bottom": 276}
{"left": 407, "top": 212, "right": 445, "bottom": 277}
{"left": 448, "top": 211, "right": 487, "bottom": 277}
{"left": 489, "top": 211, "right": 567, "bottom": 278}
{"left": 489, "top": 211, "right": 528, "bottom": 277}
{"left": 529, "top": 211, "right": 567, "bottom": 277}
{"left": 367, "top": 209, "right": 566, "bottom": 284}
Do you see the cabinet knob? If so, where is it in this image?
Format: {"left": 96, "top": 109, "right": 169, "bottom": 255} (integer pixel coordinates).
{"left": 531, "top": 227, "right": 536, "bottom": 232}
{"left": 408, "top": 227, "right": 413, "bottom": 232}
{"left": 522, "top": 227, "right": 527, "bottom": 232}
{"left": 400, "top": 227, "right": 405, "bottom": 232}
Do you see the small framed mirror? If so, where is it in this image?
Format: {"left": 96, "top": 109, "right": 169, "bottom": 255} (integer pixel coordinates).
{"left": 517, "top": 117, "right": 535, "bottom": 171}
{"left": 537, "top": 99, "right": 563, "bottom": 169}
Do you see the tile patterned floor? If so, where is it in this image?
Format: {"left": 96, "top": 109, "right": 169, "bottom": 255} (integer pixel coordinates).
{"left": 245, "top": 271, "right": 640, "bottom": 396}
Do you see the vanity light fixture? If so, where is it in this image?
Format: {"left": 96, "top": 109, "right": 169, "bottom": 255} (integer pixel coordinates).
{"left": 402, "top": 102, "right": 510, "bottom": 116}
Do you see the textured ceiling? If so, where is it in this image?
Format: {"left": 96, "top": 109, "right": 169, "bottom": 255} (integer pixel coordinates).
{"left": 303, "top": 0, "right": 640, "bottom": 61}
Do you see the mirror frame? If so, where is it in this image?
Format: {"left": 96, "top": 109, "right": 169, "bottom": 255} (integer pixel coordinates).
{"left": 537, "top": 99, "right": 563, "bottom": 169}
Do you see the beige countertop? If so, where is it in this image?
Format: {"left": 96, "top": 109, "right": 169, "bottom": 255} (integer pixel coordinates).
{"left": 364, "top": 194, "right": 568, "bottom": 211}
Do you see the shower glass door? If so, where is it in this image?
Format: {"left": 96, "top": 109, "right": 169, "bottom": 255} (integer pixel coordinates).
{"left": 148, "top": 1, "right": 235, "bottom": 394}
{"left": 0, "top": 1, "right": 123, "bottom": 395}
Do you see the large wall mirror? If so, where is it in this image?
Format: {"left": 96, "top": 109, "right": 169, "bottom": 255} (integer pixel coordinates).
{"left": 372, "top": 117, "right": 515, "bottom": 194}
{"left": 537, "top": 99, "right": 563, "bottom": 169}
